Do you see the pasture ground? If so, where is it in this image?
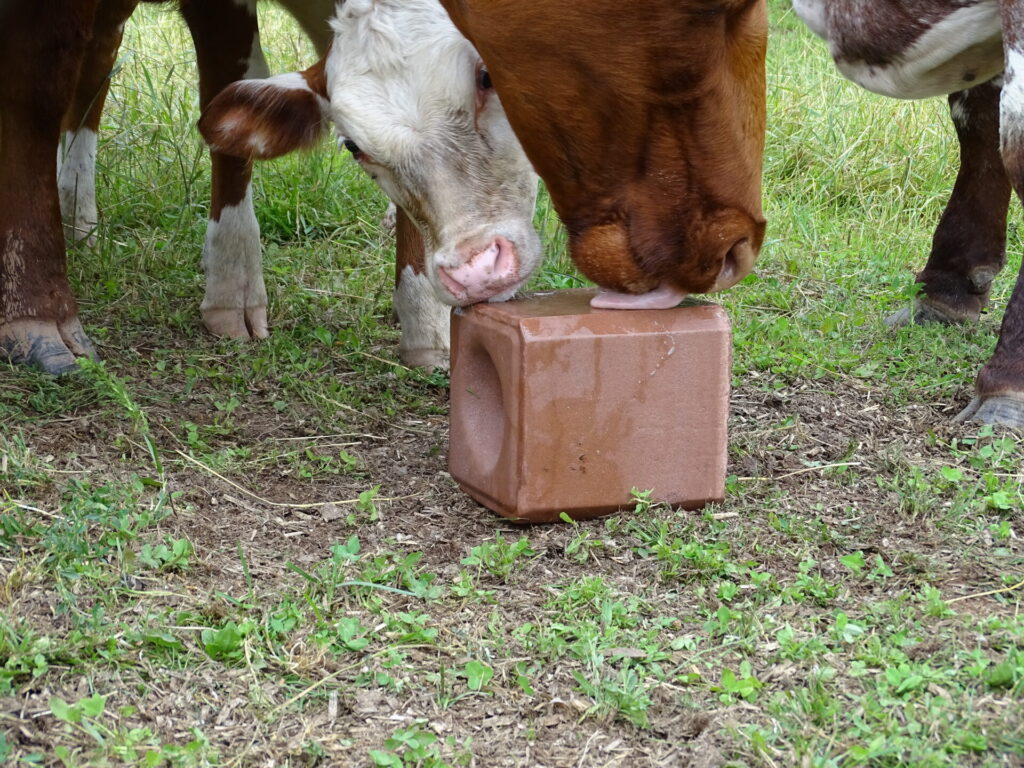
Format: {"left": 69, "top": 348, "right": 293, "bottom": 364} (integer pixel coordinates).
{"left": 2, "top": 2, "right": 1023, "bottom": 766}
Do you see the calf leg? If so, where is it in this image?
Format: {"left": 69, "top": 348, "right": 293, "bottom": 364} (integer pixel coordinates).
{"left": 888, "top": 81, "right": 1011, "bottom": 327}
{"left": 0, "top": 1, "right": 100, "bottom": 374}
{"left": 180, "top": 0, "right": 268, "bottom": 339}
{"left": 58, "top": 0, "right": 138, "bottom": 246}
{"left": 957, "top": 5, "right": 1024, "bottom": 427}
{"left": 393, "top": 209, "right": 451, "bottom": 371}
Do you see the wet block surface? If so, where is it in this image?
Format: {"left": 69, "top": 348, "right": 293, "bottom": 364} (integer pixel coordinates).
{"left": 449, "top": 289, "right": 732, "bottom": 523}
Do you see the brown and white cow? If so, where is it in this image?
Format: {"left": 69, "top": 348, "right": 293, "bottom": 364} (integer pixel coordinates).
{"left": 791, "top": 0, "right": 1021, "bottom": 426}
{"left": 4, "top": 0, "right": 327, "bottom": 373}
{"left": 2, "top": 0, "right": 540, "bottom": 374}
{"left": 438, "top": 0, "right": 1024, "bottom": 427}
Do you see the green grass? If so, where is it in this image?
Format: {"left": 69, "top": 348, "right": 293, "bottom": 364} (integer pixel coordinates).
{"left": 1, "top": 1, "right": 1022, "bottom": 766}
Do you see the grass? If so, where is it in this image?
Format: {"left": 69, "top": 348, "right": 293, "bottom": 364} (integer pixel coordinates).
{"left": 1, "top": 1, "right": 1023, "bottom": 766}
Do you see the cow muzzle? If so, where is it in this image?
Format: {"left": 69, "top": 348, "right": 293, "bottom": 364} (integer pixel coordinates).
{"left": 438, "top": 236, "right": 522, "bottom": 305}
{"left": 587, "top": 234, "right": 760, "bottom": 310}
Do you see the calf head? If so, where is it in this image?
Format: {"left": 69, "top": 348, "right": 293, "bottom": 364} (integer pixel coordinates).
{"left": 440, "top": 0, "right": 768, "bottom": 308}
{"left": 199, "top": 0, "right": 540, "bottom": 308}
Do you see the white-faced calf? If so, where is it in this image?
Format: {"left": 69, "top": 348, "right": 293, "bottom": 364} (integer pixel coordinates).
{"left": 199, "top": 0, "right": 542, "bottom": 370}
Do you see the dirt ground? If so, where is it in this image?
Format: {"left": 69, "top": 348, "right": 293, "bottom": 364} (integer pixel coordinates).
{"left": 3, "top": 342, "right": 1022, "bottom": 767}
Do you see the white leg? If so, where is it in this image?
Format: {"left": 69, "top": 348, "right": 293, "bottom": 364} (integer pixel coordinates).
{"left": 200, "top": 20, "right": 269, "bottom": 339}
{"left": 200, "top": 184, "right": 269, "bottom": 338}
{"left": 57, "top": 129, "right": 98, "bottom": 245}
{"left": 393, "top": 265, "right": 452, "bottom": 371}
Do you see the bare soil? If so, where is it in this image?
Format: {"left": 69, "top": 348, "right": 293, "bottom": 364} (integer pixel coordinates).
{"left": 2, "top": 352, "right": 1022, "bottom": 766}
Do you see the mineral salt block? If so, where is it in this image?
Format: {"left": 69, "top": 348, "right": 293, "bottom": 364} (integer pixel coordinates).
{"left": 448, "top": 289, "right": 731, "bottom": 523}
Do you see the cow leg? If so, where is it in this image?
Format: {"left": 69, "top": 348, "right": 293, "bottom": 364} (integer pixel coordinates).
{"left": 0, "top": 1, "right": 100, "bottom": 374}
{"left": 393, "top": 209, "right": 451, "bottom": 371}
{"left": 887, "top": 81, "right": 1011, "bottom": 328}
{"left": 956, "top": 6, "right": 1024, "bottom": 427}
{"left": 58, "top": 0, "right": 138, "bottom": 246}
{"left": 180, "top": 0, "right": 268, "bottom": 339}
{"left": 274, "top": 0, "right": 336, "bottom": 55}
{"left": 961, "top": 272, "right": 1024, "bottom": 426}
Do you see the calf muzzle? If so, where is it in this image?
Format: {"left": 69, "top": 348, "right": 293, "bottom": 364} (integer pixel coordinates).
{"left": 438, "top": 236, "right": 521, "bottom": 305}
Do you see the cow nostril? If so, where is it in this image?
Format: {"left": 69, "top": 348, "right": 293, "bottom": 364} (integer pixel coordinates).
{"left": 709, "top": 238, "right": 756, "bottom": 293}
{"left": 719, "top": 248, "right": 738, "bottom": 285}
{"left": 477, "top": 237, "right": 517, "bottom": 280}
{"left": 728, "top": 238, "right": 756, "bottom": 276}
{"left": 494, "top": 239, "right": 516, "bottom": 277}
{"left": 472, "top": 241, "right": 501, "bottom": 274}
{"left": 439, "top": 237, "right": 522, "bottom": 304}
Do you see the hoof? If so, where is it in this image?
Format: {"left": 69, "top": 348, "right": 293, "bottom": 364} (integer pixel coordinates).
{"left": 203, "top": 306, "right": 269, "bottom": 339}
{"left": 399, "top": 347, "right": 449, "bottom": 372}
{"left": 954, "top": 395, "right": 1024, "bottom": 429}
{"left": 885, "top": 299, "right": 977, "bottom": 329}
{"left": 0, "top": 317, "right": 97, "bottom": 375}
{"left": 64, "top": 221, "right": 98, "bottom": 248}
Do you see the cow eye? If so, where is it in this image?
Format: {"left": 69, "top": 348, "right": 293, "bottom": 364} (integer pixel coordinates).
{"left": 342, "top": 138, "right": 361, "bottom": 157}
{"left": 477, "top": 66, "right": 493, "bottom": 91}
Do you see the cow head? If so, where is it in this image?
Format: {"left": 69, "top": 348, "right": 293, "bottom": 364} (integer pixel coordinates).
{"left": 198, "top": 0, "right": 541, "bottom": 308}
{"left": 439, "top": 0, "right": 768, "bottom": 309}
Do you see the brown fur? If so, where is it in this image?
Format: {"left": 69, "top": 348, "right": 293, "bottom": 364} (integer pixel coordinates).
{"left": 0, "top": 0, "right": 335, "bottom": 368}
{"left": 395, "top": 208, "right": 427, "bottom": 280}
{"left": 974, "top": 1, "right": 1024, "bottom": 398}
{"left": 180, "top": 0, "right": 264, "bottom": 214}
{"left": 824, "top": 0, "right": 981, "bottom": 67}
{"left": 0, "top": 0, "right": 100, "bottom": 338}
{"left": 440, "top": 0, "right": 767, "bottom": 297}
{"left": 198, "top": 60, "right": 329, "bottom": 163}
{"left": 916, "top": 83, "right": 1009, "bottom": 323}
{"left": 62, "top": 0, "right": 137, "bottom": 135}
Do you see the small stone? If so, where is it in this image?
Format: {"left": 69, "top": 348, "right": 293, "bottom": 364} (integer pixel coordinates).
{"left": 320, "top": 503, "right": 342, "bottom": 522}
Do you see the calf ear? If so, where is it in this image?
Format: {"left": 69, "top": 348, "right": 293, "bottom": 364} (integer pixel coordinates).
{"left": 199, "top": 59, "right": 329, "bottom": 160}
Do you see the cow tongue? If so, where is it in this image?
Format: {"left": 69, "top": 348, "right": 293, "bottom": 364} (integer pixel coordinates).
{"left": 589, "top": 283, "right": 688, "bottom": 310}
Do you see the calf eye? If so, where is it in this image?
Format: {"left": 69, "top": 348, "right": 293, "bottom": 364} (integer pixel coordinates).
{"left": 477, "top": 66, "right": 493, "bottom": 91}
{"left": 342, "top": 138, "right": 361, "bottom": 157}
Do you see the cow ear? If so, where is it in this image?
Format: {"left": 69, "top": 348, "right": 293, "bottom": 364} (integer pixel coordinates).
{"left": 199, "top": 60, "right": 329, "bottom": 160}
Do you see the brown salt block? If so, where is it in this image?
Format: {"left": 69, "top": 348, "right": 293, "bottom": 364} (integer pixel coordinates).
{"left": 448, "top": 288, "right": 731, "bottom": 523}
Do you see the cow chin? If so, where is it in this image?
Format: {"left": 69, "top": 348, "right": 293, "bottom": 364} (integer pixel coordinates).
{"left": 570, "top": 212, "right": 763, "bottom": 305}
{"left": 571, "top": 222, "right": 660, "bottom": 296}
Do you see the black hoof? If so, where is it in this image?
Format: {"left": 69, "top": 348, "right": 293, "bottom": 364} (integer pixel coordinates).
{"left": 0, "top": 321, "right": 98, "bottom": 376}
{"left": 2, "top": 338, "right": 79, "bottom": 375}
{"left": 885, "top": 299, "right": 976, "bottom": 329}
{"left": 954, "top": 395, "right": 1024, "bottom": 429}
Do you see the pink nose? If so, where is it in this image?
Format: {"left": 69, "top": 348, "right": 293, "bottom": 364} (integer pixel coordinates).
{"left": 438, "top": 236, "right": 521, "bottom": 304}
